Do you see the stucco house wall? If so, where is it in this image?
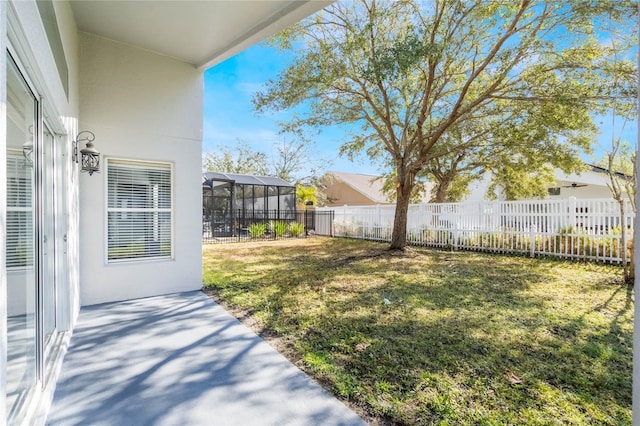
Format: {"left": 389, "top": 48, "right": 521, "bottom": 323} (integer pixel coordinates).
{"left": 322, "top": 171, "right": 397, "bottom": 206}
{"left": 324, "top": 181, "right": 384, "bottom": 206}
{"left": 52, "top": 0, "right": 82, "bottom": 332}
{"left": 547, "top": 183, "right": 613, "bottom": 199}
{"left": 78, "top": 32, "right": 203, "bottom": 306}
{"left": 466, "top": 168, "right": 616, "bottom": 202}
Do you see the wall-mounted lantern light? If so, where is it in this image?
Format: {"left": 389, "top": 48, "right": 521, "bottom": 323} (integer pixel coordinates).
{"left": 22, "top": 125, "right": 33, "bottom": 166}
{"left": 73, "top": 131, "right": 100, "bottom": 175}
{"left": 22, "top": 138, "right": 33, "bottom": 166}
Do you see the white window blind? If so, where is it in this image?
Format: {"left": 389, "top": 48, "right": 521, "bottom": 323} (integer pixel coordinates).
{"left": 107, "top": 160, "right": 172, "bottom": 262}
{"left": 6, "top": 153, "right": 33, "bottom": 268}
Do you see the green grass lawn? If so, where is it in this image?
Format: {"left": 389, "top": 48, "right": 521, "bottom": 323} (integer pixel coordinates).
{"left": 202, "top": 237, "right": 632, "bottom": 425}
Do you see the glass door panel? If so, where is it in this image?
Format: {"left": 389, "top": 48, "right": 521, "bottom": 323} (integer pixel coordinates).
{"left": 43, "top": 127, "right": 56, "bottom": 343}
{"left": 5, "top": 56, "right": 37, "bottom": 420}
{"left": 54, "top": 131, "right": 68, "bottom": 333}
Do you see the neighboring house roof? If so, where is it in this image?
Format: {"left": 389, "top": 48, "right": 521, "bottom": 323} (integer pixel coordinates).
{"left": 203, "top": 172, "right": 293, "bottom": 188}
{"left": 325, "top": 171, "right": 392, "bottom": 204}
{"left": 585, "top": 163, "right": 631, "bottom": 180}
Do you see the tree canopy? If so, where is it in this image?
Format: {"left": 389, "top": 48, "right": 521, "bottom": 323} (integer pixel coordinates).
{"left": 203, "top": 133, "right": 330, "bottom": 190}
{"left": 255, "top": 0, "right": 637, "bottom": 249}
{"left": 597, "top": 9, "right": 638, "bottom": 283}
{"left": 203, "top": 141, "right": 269, "bottom": 176}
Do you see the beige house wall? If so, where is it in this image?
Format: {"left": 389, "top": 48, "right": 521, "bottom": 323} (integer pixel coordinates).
{"left": 77, "top": 33, "right": 203, "bottom": 306}
{"left": 324, "top": 181, "right": 386, "bottom": 206}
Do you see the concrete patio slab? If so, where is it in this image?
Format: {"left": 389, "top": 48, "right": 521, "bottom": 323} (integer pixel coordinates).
{"left": 47, "top": 291, "right": 366, "bottom": 426}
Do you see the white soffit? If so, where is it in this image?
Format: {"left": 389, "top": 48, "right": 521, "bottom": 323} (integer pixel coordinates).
{"left": 554, "top": 169, "right": 609, "bottom": 186}
{"left": 69, "top": 0, "right": 332, "bottom": 69}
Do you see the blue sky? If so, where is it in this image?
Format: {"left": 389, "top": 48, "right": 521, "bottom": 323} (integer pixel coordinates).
{"left": 203, "top": 43, "right": 637, "bottom": 177}
{"left": 203, "top": 44, "right": 375, "bottom": 175}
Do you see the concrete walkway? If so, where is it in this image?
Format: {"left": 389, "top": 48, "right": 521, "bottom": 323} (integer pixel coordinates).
{"left": 47, "top": 291, "right": 366, "bottom": 426}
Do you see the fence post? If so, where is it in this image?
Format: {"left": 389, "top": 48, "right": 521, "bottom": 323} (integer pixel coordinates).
{"left": 453, "top": 227, "right": 458, "bottom": 251}
{"left": 344, "top": 205, "right": 348, "bottom": 231}
{"left": 304, "top": 209, "right": 308, "bottom": 236}
{"left": 236, "top": 209, "right": 241, "bottom": 242}
{"left": 529, "top": 223, "right": 536, "bottom": 258}
{"left": 568, "top": 197, "right": 577, "bottom": 229}
{"left": 492, "top": 201, "right": 500, "bottom": 231}
{"left": 331, "top": 210, "right": 335, "bottom": 237}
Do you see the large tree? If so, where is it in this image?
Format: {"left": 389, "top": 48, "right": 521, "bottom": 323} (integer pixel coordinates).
{"left": 423, "top": 2, "right": 637, "bottom": 203}
{"left": 203, "top": 136, "right": 326, "bottom": 184}
{"left": 422, "top": 98, "right": 595, "bottom": 202}
{"left": 255, "top": 0, "right": 635, "bottom": 249}
{"left": 203, "top": 141, "right": 269, "bottom": 175}
{"left": 598, "top": 11, "right": 638, "bottom": 284}
{"left": 269, "top": 132, "right": 327, "bottom": 185}
{"left": 602, "top": 140, "right": 636, "bottom": 283}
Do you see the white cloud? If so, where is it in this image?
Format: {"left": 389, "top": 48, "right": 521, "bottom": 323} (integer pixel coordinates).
{"left": 236, "top": 81, "right": 265, "bottom": 97}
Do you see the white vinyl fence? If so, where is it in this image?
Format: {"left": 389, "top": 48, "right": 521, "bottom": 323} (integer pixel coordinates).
{"left": 318, "top": 197, "right": 634, "bottom": 263}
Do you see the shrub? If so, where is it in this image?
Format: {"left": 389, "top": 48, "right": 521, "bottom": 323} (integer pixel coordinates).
{"left": 248, "top": 222, "right": 267, "bottom": 238}
{"left": 270, "top": 220, "right": 288, "bottom": 237}
{"left": 288, "top": 222, "right": 305, "bottom": 237}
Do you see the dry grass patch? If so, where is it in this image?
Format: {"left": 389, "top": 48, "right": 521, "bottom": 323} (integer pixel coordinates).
{"left": 202, "top": 237, "right": 632, "bottom": 425}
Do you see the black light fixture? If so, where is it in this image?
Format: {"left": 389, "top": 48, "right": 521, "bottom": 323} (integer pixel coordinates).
{"left": 73, "top": 131, "right": 100, "bottom": 175}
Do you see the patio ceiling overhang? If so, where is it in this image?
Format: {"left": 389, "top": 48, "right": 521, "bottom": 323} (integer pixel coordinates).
{"left": 69, "top": 0, "right": 332, "bottom": 70}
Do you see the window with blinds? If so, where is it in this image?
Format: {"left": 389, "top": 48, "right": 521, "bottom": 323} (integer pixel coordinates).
{"left": 6, "top": 153, "right": 33, "bottom": 268}
{"left": 106, "top": 160, "right": 173, "bottom": 262}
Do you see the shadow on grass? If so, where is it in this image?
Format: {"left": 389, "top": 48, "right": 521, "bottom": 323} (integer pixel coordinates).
{"left": 203, "top": 238, "right": 632, "bottom": 424}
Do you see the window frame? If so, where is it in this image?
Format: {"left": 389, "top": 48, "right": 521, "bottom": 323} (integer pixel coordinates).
{"left": 104, "top": 158, "right": 175, "bottom": 264}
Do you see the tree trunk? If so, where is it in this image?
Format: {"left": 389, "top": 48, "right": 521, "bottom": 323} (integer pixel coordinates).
{"left": 619, "top": 201, "right": 633, "bottom": 284}
{"left": 628, "top": 239, "right": 635, "bottom": 284}
{"left": 390, "top": 179, "right": 414, "bottom": 250}
{"left": 433, "top": 178, "right": 452, "bottom": 203}
{"left": 617, "top": 199, "right": 635, "bottom": 284}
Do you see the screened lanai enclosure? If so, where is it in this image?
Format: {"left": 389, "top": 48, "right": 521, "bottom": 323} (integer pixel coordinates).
{"left": 202, "top": 172, "right": 297, "bottom": 239}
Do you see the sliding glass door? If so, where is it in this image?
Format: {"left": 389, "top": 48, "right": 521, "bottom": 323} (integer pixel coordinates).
{"left": 5, "top": 52, "right": 66, "bottom": 423}
{"left": 6, "top": 53, "right": 38, "bottom": 422}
